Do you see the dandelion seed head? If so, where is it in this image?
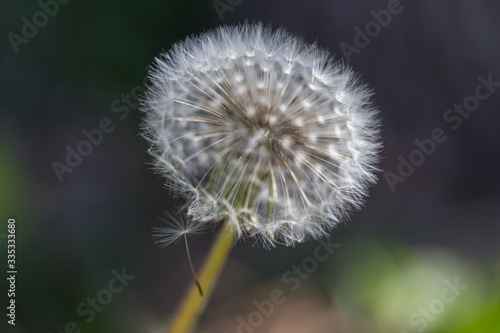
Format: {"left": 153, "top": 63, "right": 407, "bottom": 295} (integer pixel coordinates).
{"left": 142, "top": 23, "right": 382, "bottom": 247}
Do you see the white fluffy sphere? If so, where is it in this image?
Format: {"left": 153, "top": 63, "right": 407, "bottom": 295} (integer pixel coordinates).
{"left": 142, "top": 23, "right": 382, "bottom": 247}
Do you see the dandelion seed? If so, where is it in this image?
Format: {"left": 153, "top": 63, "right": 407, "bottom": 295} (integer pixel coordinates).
{"left": 142, "top": 23, "right": 382, "bottom": 247}
{"left": 152, "top": 211, "right": 210, "bottom": 247}
{"left": 152, "top": 212, "right": 207, "bottom": 295}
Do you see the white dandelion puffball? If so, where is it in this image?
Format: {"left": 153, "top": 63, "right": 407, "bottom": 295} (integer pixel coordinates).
{"left": 142, "top": 23, "right": 382, "bottom": 247}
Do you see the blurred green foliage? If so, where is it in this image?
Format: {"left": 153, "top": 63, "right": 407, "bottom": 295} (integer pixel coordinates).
{"left": 326, "top": 238, "right": 499, "bottom": 333}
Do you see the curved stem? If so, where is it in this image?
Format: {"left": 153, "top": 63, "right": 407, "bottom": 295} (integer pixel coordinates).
{"left": 184, "top": 234, "right": 203, "bottom": 296}
{"left": 167, "top": 222, "right": 236, "bottom": 333}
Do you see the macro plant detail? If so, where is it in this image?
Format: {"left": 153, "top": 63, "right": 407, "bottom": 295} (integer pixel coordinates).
{"left": 142, "top": 23, "right": 382, "bottom": 247}
{"left": 141, "top": 22, "right": 382, "bottom": 333}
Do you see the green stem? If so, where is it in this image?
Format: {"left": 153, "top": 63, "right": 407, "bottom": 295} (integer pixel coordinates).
{"left": 167, "top": 222, "right": 236, "bottom": 333}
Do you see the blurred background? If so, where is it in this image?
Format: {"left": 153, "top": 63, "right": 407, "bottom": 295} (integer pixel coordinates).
{"left": 1, "top": 0, "right": 499, "bottom": 332}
